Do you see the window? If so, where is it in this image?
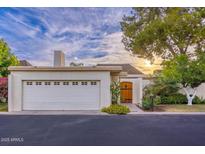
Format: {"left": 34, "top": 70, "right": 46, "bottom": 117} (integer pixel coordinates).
{"left": 72, "top": 81, "right": 78, "bottom": 85}
{"left": 91, "top": 81, "right": 97, "bottom": 85}
{"left": 81, "top": 81, "right": 87, "bottom": 85}
{"left": 36, "top": 82, "right": 42, "bottom": 85}
{"left": 45, "top": 82, "right": 51, "bottom": 85}
{"left": 54, "top": 81, "right": 60, "bottom": 85}
{"left": 26, "top": 81, "right": 32, "bottom": 85}
{"left": 63, "top": 81, "right": 69, "bottom": 85}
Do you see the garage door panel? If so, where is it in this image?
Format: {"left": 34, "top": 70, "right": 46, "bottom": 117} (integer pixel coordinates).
{"left": 23, "top": 81, "right": 100, "bottom": 110}
{"left": 23, "top": 101, "right": 99, "bottom": 110}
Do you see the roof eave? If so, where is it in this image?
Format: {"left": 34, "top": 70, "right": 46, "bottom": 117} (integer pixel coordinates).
{"left": 8, "top": 66, "right": 122, "bottom": 73}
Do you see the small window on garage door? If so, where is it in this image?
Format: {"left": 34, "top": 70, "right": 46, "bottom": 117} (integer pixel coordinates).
{"left": 81, "top": 81, "right": 87, "bottom": 85}
{"left": 91, "top": 81, "right": 97, "bottom": 85}
{"left": 26, "top": 81, "right": 32, "bottom": 85}
{"left": 45, "top": 81, "right": 51, "bottom": 85}
{"left": 54, "top": 81, "right": 60, "bottom": 85}
{"left": 63, "top": 81, "right": 69, "bottom": 85}
{"left": 36, "top": 82, "right": 42, "bottom": 85}
{"left": 72, "top": 81, "right": 78, "bottom": 85}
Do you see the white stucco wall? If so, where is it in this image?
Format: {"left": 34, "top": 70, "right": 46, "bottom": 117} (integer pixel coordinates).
{"left": 120, "top": 76, "right": 205, "bottom": 105}
{"left": 179, "top": 83, "right": 205, "bottom": 99}
{"left": 120, "top": 77, "right": 143, "bottom": 105}
{"left": 142, "top": 79, "right": 152, "bottom": 89}
{"left": 8, "top": 71, "right": 112, "bottom": 112}
{"left": 143, "top": 79, "right": 205, "bottom": 100}
{"left": 195, "top": 83, "right": 205, "bottom": 99}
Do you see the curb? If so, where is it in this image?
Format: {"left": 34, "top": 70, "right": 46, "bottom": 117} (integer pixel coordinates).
{"left": 128, "top": 112, "right": 205, "bottom": 115}
{"left": 1, "top": 111, "right": 205, "bottom": 115}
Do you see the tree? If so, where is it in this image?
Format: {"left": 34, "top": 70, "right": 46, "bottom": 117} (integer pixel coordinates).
{"left": 0, "top": 39, "right": 19, "bottom": 77}
{"left": 121, "top": 8, "right": 205, "bottom": 62}
{"left": 143, "top": 72, "right": 180, "bottom": 97}
{"left": 69, "top": 62, "right": 84, "bottom": 67}
{"left": 161, "top": 53, "right": 205, "bottom": 105}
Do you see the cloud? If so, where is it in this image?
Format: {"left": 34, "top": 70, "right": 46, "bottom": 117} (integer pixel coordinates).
{"left": 0, "top": 8, "right": 160, "bottom": 74}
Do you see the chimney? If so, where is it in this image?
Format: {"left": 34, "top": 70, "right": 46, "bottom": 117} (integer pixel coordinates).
{"left": 53, "top": 50, "right": 65, "bottom": 67}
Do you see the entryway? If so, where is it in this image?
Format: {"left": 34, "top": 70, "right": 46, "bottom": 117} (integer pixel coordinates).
{"left": 120, "top": 82, "right": 132, "bottom": 103}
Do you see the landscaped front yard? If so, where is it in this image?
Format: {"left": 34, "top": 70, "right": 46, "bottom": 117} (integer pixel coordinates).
{"left": 153, "top": 104, "right": 205, "bottom": 112}
{"left": 0, "top": 103, "right": 8, "bottom": 112}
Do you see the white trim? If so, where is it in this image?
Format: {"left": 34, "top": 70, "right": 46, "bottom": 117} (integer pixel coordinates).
{"left": 8, "top": 74, "right": 13, "bottom": 112}
{"left": 121, "top": 74, "right": 147, "bottom": 78}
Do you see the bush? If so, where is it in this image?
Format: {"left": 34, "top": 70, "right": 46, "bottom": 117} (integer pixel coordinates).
{"left": 101, "top": 104, "right": 130, "bottom": 115}
{"left": 154, "top": 96, "right": 161, "bottom": 105}
{"left": 193, "top": 96, "right": 205, "bottom": 104}
{"left": 110, "top": 81, "right": 120, "bottom": 104}
{"left": 0, "top": 78, "right": 8, "bottom": 103}
{"left": 160, "top": 94, "right": 205, "bottom": 104}
{"left": 142, "top": 98, "right": 154, "bottom": 110}
{"left": 160, "top": 93, "right": 187, "bottom": 104}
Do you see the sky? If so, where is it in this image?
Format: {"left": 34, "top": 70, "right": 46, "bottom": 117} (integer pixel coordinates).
{"left": 0, "top": 8, "right": 160, "bottom": 74}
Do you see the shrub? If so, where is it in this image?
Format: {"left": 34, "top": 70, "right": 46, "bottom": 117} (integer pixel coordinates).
{"left": 154, "top": 96, "right": 161, "bottom": 105}
{"left": 193, "top": 96, "right": 205, "bottom": 104}
{"left": 142, "top": 98, "right": 154, "bottom": 110}
{"left": 143, "top": 72, "right": 180, "bottom": 98}
{"left": 0, "top": 78, "right": 8, "bottom": 103}
{"left": 101, "top": 104, "right": 130, "bottom": 115}
{"left": 160, "top": 93, "right": 187, "bottom": 104}
{"left": 160, "top": 94, "right": 205, "bottom": 104}
{"left": 110, "top": 81, "right": 120, "bottom": 104}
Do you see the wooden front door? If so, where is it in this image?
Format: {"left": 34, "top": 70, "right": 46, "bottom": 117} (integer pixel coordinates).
{"left": 120, "top": 82, "right": 132, "bottom": 103}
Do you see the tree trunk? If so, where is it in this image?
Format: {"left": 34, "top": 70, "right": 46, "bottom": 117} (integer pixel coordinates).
{"left": 187, "top": 96, "right": 194, "bottom": 106}
{"left": 183, "top": 87, "right": 197, "bottom": 106}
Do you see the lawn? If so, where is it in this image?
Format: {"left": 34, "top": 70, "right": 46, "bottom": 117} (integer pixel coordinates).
{"left": 154, "top": 104, "right": 205, "bottom": 112}
{"left": 0, "top": 103, "right": 8, "bottom": 112}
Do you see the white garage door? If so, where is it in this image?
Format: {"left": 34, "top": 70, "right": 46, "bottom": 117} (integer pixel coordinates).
{"left": 23, "top": 80, "right": 100, "bottom": 110}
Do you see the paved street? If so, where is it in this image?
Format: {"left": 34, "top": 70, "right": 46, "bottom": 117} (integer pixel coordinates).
{"left": 0, "top": 115, "right": 205, "bottom": 146}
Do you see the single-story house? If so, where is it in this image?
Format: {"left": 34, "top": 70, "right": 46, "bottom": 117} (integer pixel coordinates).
{"left": 8, "top": 51, "right": 148, "bottom": 112}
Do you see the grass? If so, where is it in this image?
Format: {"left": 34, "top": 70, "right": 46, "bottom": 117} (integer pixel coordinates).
{"left": 0, "top": 103, "right": 8, "bottom": 112}
{"left": 154, "top": 104, "right": 205, "bottom": 112}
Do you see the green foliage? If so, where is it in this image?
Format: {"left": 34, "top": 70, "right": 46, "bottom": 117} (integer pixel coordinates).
{"left": 143, "top": 72, "right": 180, "bottom": 98}
{"left": 0, "top": 102, "right": 8, "bottom": 112}
{"left": 110, "top": 81, "right": 121, "bottom": 104}
{"left": 154, "top": 96, "right": 161, "bottom": 105}
{"left": 160, "top": 93, "right": 187, "bottom": 104}
{"left": 143, "top": 62, "right": 205, "bottom": 105}
{"left": 0, "top": 39, "right": 19, "bottom": 77}
{"left": 160, "top": 94, "right": 205, "bottom": 104}
{"left": 162, "top": 53, "right": 205, "bottom": 88}
{"left": 121, "top": 8, "right": 205, "bottom": 61}
{"left": 193, "top": 96, "right": 205, "bottom": 104}
{"left": 101, "top": 104, "right": 130, "bottom": 115}
{"left": 142, "top": 98, "right": 154, "bottom": 110}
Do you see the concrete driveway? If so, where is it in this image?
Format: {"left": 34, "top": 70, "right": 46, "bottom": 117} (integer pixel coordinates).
{"left": 0, "top": 115, "right": 205, "bottom": 146}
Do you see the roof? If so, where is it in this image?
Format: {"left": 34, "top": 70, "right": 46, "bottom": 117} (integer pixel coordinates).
{"left": 97, "top": 64, "right": 144, "bottom": 75}
{"left": 19, "top": 60, "right": 32, "bottom": 66}
{"left": 8, "top": 66, "right": 122, "bottom": 73}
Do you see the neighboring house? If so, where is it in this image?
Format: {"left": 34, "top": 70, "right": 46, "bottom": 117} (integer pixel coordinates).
{"left": 19, "top": 60, "right": 32, "bottom": 66}
{"left": 8, "top": 51, "right": 149, "bottom": 112}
